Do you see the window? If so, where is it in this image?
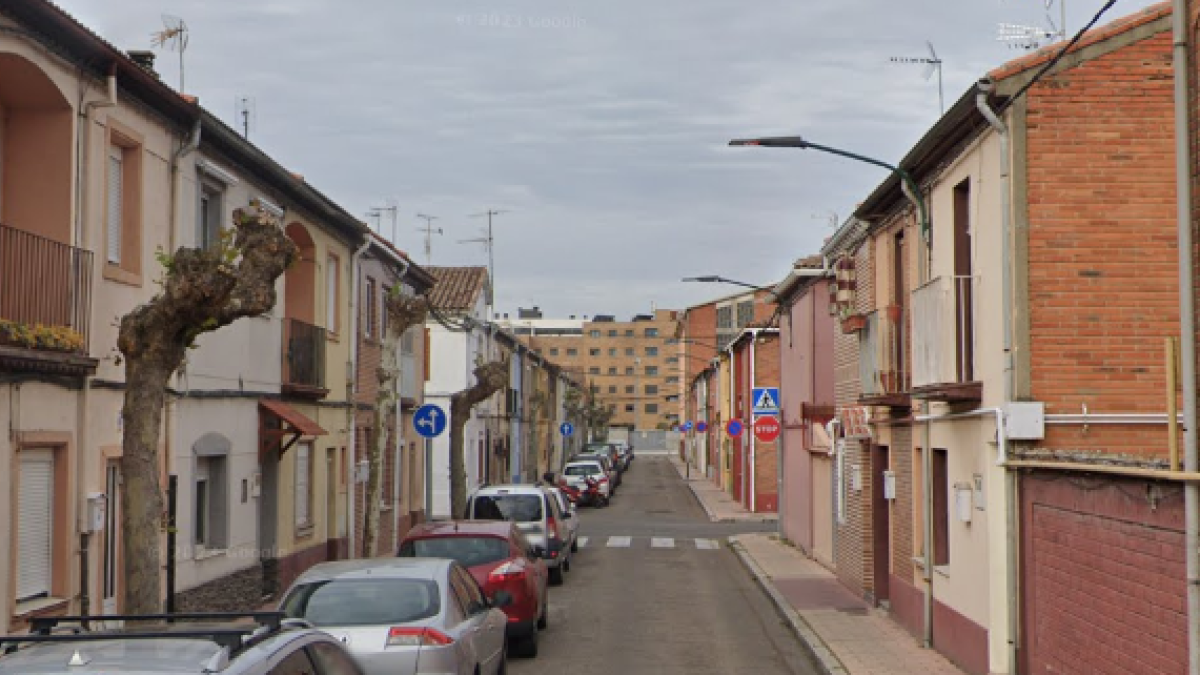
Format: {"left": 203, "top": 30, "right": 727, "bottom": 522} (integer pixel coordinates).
{"left": 295, "top": 443, "right": 313, "bottom": 528}
{"left": 16, "top": 449, "right": 54, "bottom": 602}
{"left": 645, "top": 328, "right": 659, "bottom": 338}
{"left": 737, "top": 301, "right": 754, "bottom": 328}
{"left": 608, "top": 329, "right": 617, "bottom": 337}
{"left": 198, "top": 181, "right": 224, "bottom": 250}
{"left": 567, "top": 348, "right": 578, "bottom": 356}
{"left": 589, "top": 330, "right": 601, "bottom": 338}
{"left": 934, "top": 449, "right": 949, "bottom": 566}
{"left": 625, "top": 329, "right": 633, "bottom": 337}
{"left": 327, "top": 254, "right": 341, "bottom": 334}
{"left": 624, "top": 367, "right": 634, "bottom": 376}
{"left": 645, "top": 366, "right": 659, "bottom": 376}
{"left": 194, "top": 454, "right": 228, "bottom": 549}
{"left": 550, "top": 348, "right": 559, "bottom": 356}
{"left": 309, "top": 642, "right": 361, "bottom": 673}
{"left": 381, "top": 285, "right": 391, "bottom": 336}
{"left": 625, "top": 348, "right": 634, "bottom": 356}
{"left": 645, "top": 346, "right": 658, "bottom": 356}
{"left": 625, "top": 404, "right": 634, "bottom": 412}
{"left": 608, "top": 348, "right": 617, "bottom": 357}
{"left": 589, "top": 348, "right": 600, "bottom": 356}
{"left": 588, "top": 367, "right": 599, "bottom": 375}
{"left": 268, "top": 647, "right": 318, "bottom": 675}
{"left": 625, "top": 385, "right": 634, "bottom": 394}
{"left": 364, "top": 277, "right": 377, "bottom": 339}
{"left": 645, "top": 404, "right": 658, "bottom": 414}
{"left": 104, "top": 129, "right": 144, "bottom": 282}
{"left": 608, "top": 367, "right": 617, "bottom": 375}
{"left": 645, "top": 385, "right": 658, "bottom": 394}
{"left": 608, "top": 386, "right": 616, "bottom": 393}
{"left": 717, "top": 306, "right": 733, "bottom": 329}
{"left": 666, "top": 376, "right": 680, "bottom": 384}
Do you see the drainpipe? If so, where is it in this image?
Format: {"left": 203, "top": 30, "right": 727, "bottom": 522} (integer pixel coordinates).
{"left": 1171, "top": 1, "right": 1200, "bottom": 671}
{"left": 749, "top": 328, "right": 758, "bottom": 513}
{"left": 977, "top": 78, "right": 1020, "bottom": 673}
{"left": 372, "top": 241, "right": 411, "bottom": 531}
{"left": 346, "top": 236, "right": 371, "bottom": 557}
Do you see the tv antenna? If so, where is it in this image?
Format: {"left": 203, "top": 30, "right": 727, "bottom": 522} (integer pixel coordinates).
{"left": 370, "top": 201, "right": 399, "bottom": 242}
{"left": 811, "top": 211, "right": 839, "bottom": 229}
{"left": 890, "top": 41, "right": 944, "bottom": 116}
{"left": 235, "top": 96, "right": 256, "bottom": 139}
{"left": 151, "top": 14, "right": 189, "bottom": 93}
{"left": 416, "top": 213, "right": 442, "bottom": 264}
{"left": 998, "top": 0, "right": 1065, "bottom": 51}
{"left": 461, "top": 209, "right": 508, "bottom": 299}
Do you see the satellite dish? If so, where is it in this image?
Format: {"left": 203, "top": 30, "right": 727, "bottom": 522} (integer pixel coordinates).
{"left": 151, "top": 15, "right": 189, "bottom": 92}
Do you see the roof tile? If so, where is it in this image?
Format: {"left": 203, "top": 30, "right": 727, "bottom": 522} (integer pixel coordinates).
{"left": 425, "top": 266, "right": 489, "bottom": 311}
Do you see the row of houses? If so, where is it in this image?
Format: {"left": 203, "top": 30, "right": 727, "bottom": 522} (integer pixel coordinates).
{"left": 0, "top": 0, "right": 586, "bottom": 633}
{"left": 682, "top": 4, "right": 1196, "bottom": 673}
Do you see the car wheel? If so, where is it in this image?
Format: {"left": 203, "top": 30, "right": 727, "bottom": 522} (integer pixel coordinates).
{"left": 548, "top": 564, "right": 564, "bottom": 586}
{"left": 497, "top": 646, "right": 508, "bottom": 675}
{"left": 515, "top": 626, "right": 539, "bottom": 658}
{"left": 537, "top": 601, "right": 548, "bottom": 630}
{"left": 570, "top": 539, "right": 578, "bottom": 553}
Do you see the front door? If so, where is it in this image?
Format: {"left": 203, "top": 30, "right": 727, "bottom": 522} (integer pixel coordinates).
{"left": 102, "top": 460, "right": 122, "bottom": 614}
{"left": 871, "top": 445, "right": 891, "bottom": 604}
{"left": 326, "top": 448, "right": 340, "bottom": 559}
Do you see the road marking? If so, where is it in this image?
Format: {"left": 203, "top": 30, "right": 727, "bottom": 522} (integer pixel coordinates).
{"left": 607, "top": 536, "right": 631, "bottom": 548}
{"left": 578, "top": 536, "right": 589, "bottom": 548}
{"left": 695, "top": 538, "right": 719, "bottom": 550}
{"left": 651, "top": 537, "right": 675, "bottom": 549}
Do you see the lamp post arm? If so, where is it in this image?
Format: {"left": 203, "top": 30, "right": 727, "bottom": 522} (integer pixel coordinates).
{"left": 799, "top": 141, "right": 929, "bottom": 243}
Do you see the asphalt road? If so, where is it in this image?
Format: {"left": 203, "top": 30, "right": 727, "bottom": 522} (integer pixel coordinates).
{"left": 509, "top": 456, "right": 819, "bottom": 674}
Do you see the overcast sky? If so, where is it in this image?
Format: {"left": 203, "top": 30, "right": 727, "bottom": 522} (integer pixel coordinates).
{"left": 56, "top": 0, "right": 1161, "bottom": 320}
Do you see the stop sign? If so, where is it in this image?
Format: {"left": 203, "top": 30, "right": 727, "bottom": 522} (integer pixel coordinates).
{"left": 753, "top": 415, "right": 781, "bottom": 443}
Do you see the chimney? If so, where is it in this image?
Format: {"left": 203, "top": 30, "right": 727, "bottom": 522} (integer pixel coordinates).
{"left": 127, "top": 50, "right": 158, "bottom": 75}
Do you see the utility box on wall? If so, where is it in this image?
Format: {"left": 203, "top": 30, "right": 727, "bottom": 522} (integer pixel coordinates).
{"left": 1006, "top": 402, "right": 1045, "bottom": 440}
{"left": 883, "top": 471, "right": 896, "bottom": 500}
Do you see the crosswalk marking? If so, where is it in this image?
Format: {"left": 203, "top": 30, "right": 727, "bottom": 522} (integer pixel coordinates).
{"left": 695, "top": 538, "right": 719, "bottom": 550}
{"left": 650, "top": 537, "right": 675, "bottom": 549}
{"left": 607, "top": 536, "right": 631, "bottom": 548}
{"left": 578, "top": 536, "right": 722, "bottom": 550}
{"left": 578, "top": 536, "right": 589, "bottom": 548}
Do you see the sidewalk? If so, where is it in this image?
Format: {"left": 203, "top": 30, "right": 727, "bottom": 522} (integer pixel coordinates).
{"left": 668, "top": 457, "right": 964, "bottom": 675}
{"left": 669, "top": 455, "right": 777, "bottom": 523}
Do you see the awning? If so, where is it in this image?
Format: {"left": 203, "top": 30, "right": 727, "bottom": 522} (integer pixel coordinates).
{"left": 259, "top": 399, "right": 327, "bottom": 459}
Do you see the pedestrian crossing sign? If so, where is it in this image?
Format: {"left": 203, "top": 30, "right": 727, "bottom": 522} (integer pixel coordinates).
{"left": 752, "top": 387, "right": 780, "bottom": 414}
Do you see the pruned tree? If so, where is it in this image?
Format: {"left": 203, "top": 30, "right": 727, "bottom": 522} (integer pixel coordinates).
{"left": 362, "top": 289, "right": 431, "bottom": 557}
{"left": 117, "top": 206, "right": 298, "bottom": 614}
{"left": 449, "top": 359, "right": 510, "bottom": 517}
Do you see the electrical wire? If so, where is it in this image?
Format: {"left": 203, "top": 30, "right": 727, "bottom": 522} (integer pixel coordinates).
{"left": 996, "top": 0, "right": 1119, "bottom": 115}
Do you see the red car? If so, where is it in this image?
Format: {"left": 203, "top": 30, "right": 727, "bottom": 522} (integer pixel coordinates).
{"left": 398, "top": 520, "right": 549, "bottom": 657}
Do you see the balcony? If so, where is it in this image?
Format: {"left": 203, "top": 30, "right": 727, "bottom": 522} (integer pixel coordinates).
{"left": 858, "top": 307, "right": 910, "bottom": 408}
{"left": 282, "top": 318, "right": 328, "bottom": 398}
{"left": 0, "top": 224, "right": 96, "bottom": 377}
{"left": 911, "top": 276, "right": 981, "bottom": 403}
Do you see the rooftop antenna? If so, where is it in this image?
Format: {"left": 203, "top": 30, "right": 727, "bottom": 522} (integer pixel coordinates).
{"left": 151, "top": 14, "right": 189, "bottom": 93}
{"left": 811, "top": 211, "right": 839, "bottom": 229}
{"left": 234, "top": 96, "right": 256, "bottom": 140}
{"left": 416, "top": 213, "right": 442, "bottom": 265}
{"left": 461, "top": 209, "right": 508, "bottom": 302}
{"left": 890, "top": 41, "right": 944, "bottom": 116}
{"left": 998, "top": 0, "right": 1065, "bottom": 51}
{"left": 370, "top": 202, "right": 398, "bottom": 242}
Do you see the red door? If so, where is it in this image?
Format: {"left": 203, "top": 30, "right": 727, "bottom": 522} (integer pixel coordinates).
{"left": 732, "top": 438, "right": 743, "bottom": 503}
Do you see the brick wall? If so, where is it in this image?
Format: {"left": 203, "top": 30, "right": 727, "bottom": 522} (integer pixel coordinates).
{"left": 1021, "top": 471, "right": 1185, "bottom": 674}
{"left": 754, "top": 335, "right": 781, "bottom": 511}
{"left": 1025, "top": 29, "right": 1176, "bottom": 461}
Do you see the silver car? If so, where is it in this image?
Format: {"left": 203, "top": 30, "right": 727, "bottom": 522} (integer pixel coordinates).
{"left": 278, "top": 558, "right": 508, "bottom": 675}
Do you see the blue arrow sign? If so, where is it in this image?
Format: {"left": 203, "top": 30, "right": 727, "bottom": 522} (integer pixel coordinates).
{"left": 683, "top": 421, "right": 694, "bottom": 431}
{"left": 697, "top": 422, "right": 708, "bottom": 433}
{"left": 413, "top": 404, "right": 447, "bottom": 438}
{"left": 560, "top": 422, "right": 575, "bottom": 437}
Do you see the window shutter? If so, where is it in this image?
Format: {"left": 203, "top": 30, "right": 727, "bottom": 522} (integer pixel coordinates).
{"left": 326, "top": 258, "right": 338, "bottom": 332}
{"left": 17, "top": 449, "right": 54, "bottom": 601}
{"left": 211, "top": 456, "right": 228, "bottom": 548}
{"left": 106, "top": 149, "right": 123, "bottom": 265}
{"left": 295, "top": 445, "right": 310, "bottom": 526}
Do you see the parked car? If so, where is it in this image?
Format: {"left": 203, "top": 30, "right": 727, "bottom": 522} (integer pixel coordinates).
{"left": 398, "top": 521, "right": 548, "bottom": 656}
{"left": 278, "top": 558, "right": 508, "bottom": 674}
{"left": 464, "top": 484, "right": 572, "bottom": 585}
{"left": 561, "top": 459, "right": 612, "bottom": 505}
{"left": 0, "top": 611, "right": 362, "bottom": 674}
{"left": 545, "top": 485, "right": 580, "bottom": 552}
{"left": 584, "top": 442, "right": 624, "bottom": 475}
{"left": 616, "top": 442, "right": 635, "bottom": 469}
{"left": 575, "top": 452, "right": 620, "bottom": 491}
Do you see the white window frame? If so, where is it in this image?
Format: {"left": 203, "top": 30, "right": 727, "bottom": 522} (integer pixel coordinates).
{"left": 16, "top": 449, "right": 54, "bottom": 602}
{"left": 106, "top": 145, "right": 124, "bottom": 265}
{"left": 295, "top": 443, "right": 313, "bottom": 528}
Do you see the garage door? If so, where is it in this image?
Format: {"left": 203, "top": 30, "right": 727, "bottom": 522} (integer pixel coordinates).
{"left": 16, "top": 449, "right": 54, "bottom": 601}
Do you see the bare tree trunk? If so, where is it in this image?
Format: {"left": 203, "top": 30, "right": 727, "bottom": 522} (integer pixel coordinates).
{"left": 364, "top": 293, "right": 429, "bottom": 557}
{"left": 117, "top": 207, "right": 298, "bottom": 614}
{"left": 450, "top": 360, "right": 509, "bottom": 517}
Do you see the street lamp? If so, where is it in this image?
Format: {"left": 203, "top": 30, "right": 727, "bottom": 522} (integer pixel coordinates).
{"left": 728, "top": 135, "right": 929, "bottom": 242}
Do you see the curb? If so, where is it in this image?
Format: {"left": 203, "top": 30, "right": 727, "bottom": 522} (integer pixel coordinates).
{"left": 669, "top": 459, "right": 782, "bottom": 524}
{"left": 728, "top": 535, "right": 848, "bottom": 675}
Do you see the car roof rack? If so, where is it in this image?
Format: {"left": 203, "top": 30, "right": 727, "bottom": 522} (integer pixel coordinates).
{"left": 1, "top": 612, "right": 288, "bottom": 659}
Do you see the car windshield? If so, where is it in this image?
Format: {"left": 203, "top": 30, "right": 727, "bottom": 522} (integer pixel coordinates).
{"left": 281, "top": 578, "right": 440, "bottom": 626}
{"left": 399, "top": 536, "right": 511, "bottom": 567}
{"left": 565, "top": 464, "right": 601, "bottom": 476}
{"left": 471, "top": 494, "right": 543, "bottom": 522}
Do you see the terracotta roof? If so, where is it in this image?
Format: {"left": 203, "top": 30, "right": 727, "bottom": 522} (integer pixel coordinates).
{"left": 989, "top": 1, "right": 1170, "bottom": 81}
{"left": 425, "top": 266, "right": 490, "bottom": 311}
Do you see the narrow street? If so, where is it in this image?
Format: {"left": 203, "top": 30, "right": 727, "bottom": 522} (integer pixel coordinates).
{"left": 509, "top": 456, "right": 818, "bottom": 674}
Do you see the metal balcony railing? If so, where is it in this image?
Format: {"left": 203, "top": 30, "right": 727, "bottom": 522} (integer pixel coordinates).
{"left": 859, "top": 307, "right": 908, "bottom": 398}
{"left": 911, "top": 275, "right": 974, "bottom": 388}
{"left": 0, "top": 224, "right": 93, "bottom": 352}
{"left": 282, "top": 318, "right": 326, "bottom": 389}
